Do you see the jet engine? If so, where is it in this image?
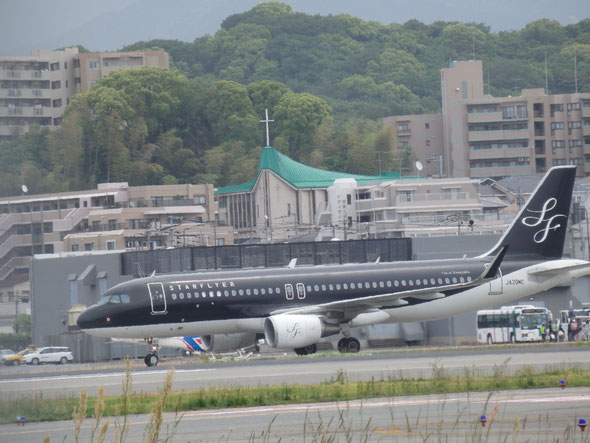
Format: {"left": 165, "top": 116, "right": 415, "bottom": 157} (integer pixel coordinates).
{"left": 264, "top": 314, "right": 339, "bottom": 349}
{"left": 200, "top": 333, "right": 257, "bottom": 352}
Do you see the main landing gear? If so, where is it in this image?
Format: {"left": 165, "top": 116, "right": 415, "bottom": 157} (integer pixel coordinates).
{"left": 294, "top": 344, "right": 317, "bottom": 356}
{"left": 144, "top": 338, "right": 159, "bottom": 367}
{"left": 337, "top": 337, "right": 361, "bottom": 353}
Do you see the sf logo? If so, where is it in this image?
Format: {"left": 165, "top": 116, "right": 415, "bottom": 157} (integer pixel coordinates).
{"left": 521, "top": 198, "right": 567, "bottom": 244}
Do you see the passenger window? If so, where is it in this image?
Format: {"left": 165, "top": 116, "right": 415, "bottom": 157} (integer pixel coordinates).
{"left": 231, "top": 290, "right": 236, "bottom": 296}
{"left": 321, "top": 284, "right": 326, "bottom": 291}
{"left": 364, "top": 282, "right": 370, "bottom": 289}
{"left": 239, "top": 289, "right": 244, "bottom": 296}
{"left": 268, "top": 288, "right": 273, "bottom": 295}
{"left": 351, "top": 283, "right": 355, "bottom": 289}
{"left": 401, "top": 280, "right": 406, "bottom": 286}
{"left": 224, "top": 290, "right": 229, "bottom": 296}
{"left": 275, "top": 287, "right": 281, "bottom": 294}
{"left": 314, "top": 285, "right": 319, "bottom": 291}
{"left": 246, "top": 289, "right": 251, "bottom": 296}
{"left": 253, "top": 288, "right": 259, "bottom": 295}
{"left": 409, "top": 280, "right": 414, "bottom": 286}
{"left": 387, "top": 281, "right": 392, "bottom": 287}
{"left": 179, "top": 293, "right": 185, "bottom": 299}
{"left": 343, "top": 283, "right": 348, "bottom": 290}
{"left": 307, "top": 285, "right": 312, "bottom": 292}
{"left": 261, "top": 288, "right": 265, "bottom": 295}
{"left": 445, "top": 278, "right": 450, "bottom": 284}
{"left": 171, "top": 294, "right": 177, "bottom": 300}
{"left": 379, "top": 282, "right": 384, "bottom": 288}
{"left": 430, "top": 278, "right": 435, "bottom": 285}
{"left": 438, "top": 278, "right": 443, "bottom": 284}
{"left": 394, "top": 280, "right": 399, "bottom": 287}
{"left": 452, "top": 277, "right": 457, "bottom": 284}
{"left": 329, "top": 284, "right": 334, "bottom": 291}
{"left": 336, "top": 284, "right": 341, "bottom": 290}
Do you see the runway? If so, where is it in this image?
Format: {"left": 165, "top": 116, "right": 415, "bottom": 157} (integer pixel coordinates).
{"left": 1, "top": 388, "right": 589, "bottom": 442}
{"left": 1, "top": 345, "right": 590, "bottom": 399}
{"left": 1, "top": 345, "right": 590, "bottom": 441}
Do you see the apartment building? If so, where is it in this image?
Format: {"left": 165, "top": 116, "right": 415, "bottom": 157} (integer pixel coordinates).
{"left": 384, "top": 60, "right": 590, "bottom": 179}
{"left": 315, "top": 176, "right": 507, "bottom": 240}
{"left": 0, "top": 182, "right": 228, "bottom": 305}
{"left": 0, "top": 47, "right": 168, "bottom": 140}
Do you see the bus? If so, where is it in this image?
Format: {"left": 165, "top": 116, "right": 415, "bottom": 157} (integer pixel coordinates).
{"left": 476, "top": 305, "right": 552, "bottom": 344}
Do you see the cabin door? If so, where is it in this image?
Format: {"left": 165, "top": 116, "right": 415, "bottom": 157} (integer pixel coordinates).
{"left": 488, "top": 268, "right": 503, "bottom": 295}
{"left": 147, "top": 282, "right": 167, "bottom": 314}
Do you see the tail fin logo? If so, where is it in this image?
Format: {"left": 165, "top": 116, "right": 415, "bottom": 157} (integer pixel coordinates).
{"left": 521, "top": 198, "right": 567, "bottom": 244}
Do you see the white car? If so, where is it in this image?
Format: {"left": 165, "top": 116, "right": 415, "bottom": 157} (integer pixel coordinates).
{"left": 0, "top": 349, "right": 15, "bottom": 363}
{"left": 22, "top": 347, "right": 73, "bottom": 365}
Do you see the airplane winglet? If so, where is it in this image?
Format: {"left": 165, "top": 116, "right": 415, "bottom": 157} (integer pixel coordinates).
{"left": 482, "top": 245, "right": 508, "bottom": 279}
{"left": 287, "top": 258, "right": 297, "bottom": 269}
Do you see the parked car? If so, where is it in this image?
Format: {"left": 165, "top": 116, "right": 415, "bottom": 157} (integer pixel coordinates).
{"left": 3, "top": 348, "right": 35, "bottom": 366}
{"left": 0, "top": 349, "right": 15, "bottom": 364}
{"left": 22, "top": 347, "right": 73, "bottom": 365}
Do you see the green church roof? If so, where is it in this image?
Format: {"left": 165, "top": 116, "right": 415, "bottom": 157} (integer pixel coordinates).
{"left": 218, "top": 146, "right": 399, "bottom": 195}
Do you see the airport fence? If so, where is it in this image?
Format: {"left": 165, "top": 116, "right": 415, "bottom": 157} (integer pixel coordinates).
{"left": 121, "top": 238, "right": 412, "bottom": 277}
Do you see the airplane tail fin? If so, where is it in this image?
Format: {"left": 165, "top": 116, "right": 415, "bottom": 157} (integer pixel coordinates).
{"left": 483, "top": 165, "right": 577, "bottom": 260}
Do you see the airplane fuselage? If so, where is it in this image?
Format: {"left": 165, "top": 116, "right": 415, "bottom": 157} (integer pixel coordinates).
{"left": 77, "top": 255, "right": 586, "bottom": 339}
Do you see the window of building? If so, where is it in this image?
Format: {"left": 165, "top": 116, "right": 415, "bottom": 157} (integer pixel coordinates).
{"left": 52, "top": 98, "right": 62, "bottom": 108}
{"left": 425, "top": 122, "right": 430, "bottom": 129}
{"left": 194, "top": 195, "right": 206, "bottom": 204}
{"left": 73, "top": 59, "right": 80, "bottom": 68}
{"left": 551, "top": 122, "right": 564, "bottom": 130}
{"left": 108, "top": 219, "right": 116, "bottom": 230}
{"left": 400, "top": 190, "right": 414, "bottom": 202}
{"left": 106, "top": 241, "right": 116, "bottom": 250}
{"left": 50, "top": 62, "right": 60, "bottom": 71}
{"left": 569, "top": 140, "right": 582, "bottom": 148}
{"left": 71, "top": 244, "right": 79, "bottom": 251}
{"left": 570, "top": 158, "right": 582, "bottom": 165}
{"left": 51, "top": 81, "right": 61, "bottom": 89}
{"left": 397, "top": 123, "right": 409, "bottom": 132}
{"left": 550, "top": 104, "right": 563, "bottom": 113}
{"left": 553, "top": 159, "right": 566, "bottom": 166}
{"left": 552, "top": 140, "right": 565, "bottom": 148}
{"left": 425, "top": 140, "right": 431, "bottom": 146}
{"left": 88, "top": 61, "right": 99, "bottom": 69}
{"left": 567, "top": 103, "right": 581, "bottom": 111}
{"left": 84, "top": 243, "right": 94, "bottom": 251}
{"left": 568, "top": 121, "right": 582, "bottom": 129}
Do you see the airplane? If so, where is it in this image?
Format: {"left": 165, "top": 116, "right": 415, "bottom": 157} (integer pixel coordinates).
{"left": 77, "top": 165, "right": 590, "bottom": 361}
{"left": 110, "top": 334, "right": 259, "bottom": 366}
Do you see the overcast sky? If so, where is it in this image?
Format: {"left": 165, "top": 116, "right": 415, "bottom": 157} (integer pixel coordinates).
{"left": 1, "top": 0, "right": 589, "bottom": 56}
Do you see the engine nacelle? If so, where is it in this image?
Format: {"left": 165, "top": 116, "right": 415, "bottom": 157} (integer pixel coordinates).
{"left": 200, "top": 333, "right": 257, "bottom": 352}
{"left": 264, "top": 314, "right": 332, "bottom": 349}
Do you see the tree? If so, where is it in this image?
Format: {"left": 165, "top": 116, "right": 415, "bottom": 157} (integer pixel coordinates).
{"left": 273, "top": 92, "right": 332, "bottom": 161}
{"left": 13, "top": 314, "right": 31, "bottom": 336}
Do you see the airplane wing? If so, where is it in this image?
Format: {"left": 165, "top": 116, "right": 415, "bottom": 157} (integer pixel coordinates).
{"left": 270, "top": 246, "right": 508, "bottom": 317}
{"left": 527, "top": 260, "right": 590, "bottom": 276}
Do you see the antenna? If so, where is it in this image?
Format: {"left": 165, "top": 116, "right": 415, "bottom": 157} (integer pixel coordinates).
{"left": 574, "top": 44, "right": 578, "bottom": 94}
{"left": 415, "top": 160, "right": 423, "bottom": 178}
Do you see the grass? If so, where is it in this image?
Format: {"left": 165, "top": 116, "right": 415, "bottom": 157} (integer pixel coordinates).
{"left": 1, "top": 362, "right": 589, "bottom": 425}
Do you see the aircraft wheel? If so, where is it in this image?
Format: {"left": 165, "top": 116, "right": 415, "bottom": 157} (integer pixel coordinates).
{"left": 294, "top": 347, "right": 307, "bottom": 356}
{"left": 337, "top": 337, "right": 361, "bottom": 353}
{"left": 345, "top": 337, "right": 361, "bottom": 353}
{"left": 144, "top": 353, "right": 159, "bottom": 367}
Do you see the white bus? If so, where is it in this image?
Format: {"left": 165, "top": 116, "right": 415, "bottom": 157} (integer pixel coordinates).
{"left": 476, "top": 305, "right": 552, "bottom": 344}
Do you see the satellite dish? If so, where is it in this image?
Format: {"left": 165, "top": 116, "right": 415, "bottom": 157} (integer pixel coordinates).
{"left": 21, "top": 184, "right": 28, "bottom": 194}
{"left": 415, "top": 161, "right": 424, "bottom": 171}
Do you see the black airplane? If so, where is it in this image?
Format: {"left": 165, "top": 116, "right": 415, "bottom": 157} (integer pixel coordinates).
{"left": 78, "top": 165, "right": 590, "bottom": 365}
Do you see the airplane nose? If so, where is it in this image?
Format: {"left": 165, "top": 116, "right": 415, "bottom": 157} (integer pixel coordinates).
{"left": 77, "top": 306, "right": 100, "bottom": 330}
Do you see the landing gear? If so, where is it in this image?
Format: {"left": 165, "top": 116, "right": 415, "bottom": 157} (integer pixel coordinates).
{"left": 144, "top": 353, "right": 159, "bottom": 367}
{"left": 337, "top": 337, "right": 361, "bottom": 353}
{"left": 144, "top": 338, "right": 159, "bottom": 366}
{"left": 294, "top": 344, "right": 317, "bottom": 356}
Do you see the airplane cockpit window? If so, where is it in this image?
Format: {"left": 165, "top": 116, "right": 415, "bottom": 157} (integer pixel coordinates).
{"left": 97, "top": 294, "right": 130, "bottom": 305}
{"left": 97, "top": 295, "right": 111, "bottom": 305}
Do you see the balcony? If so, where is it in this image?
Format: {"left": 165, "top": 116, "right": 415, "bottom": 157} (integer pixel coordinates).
{"left": 584, "top": 126, "right": 590, "bottom": 137}
{"left": 468, "top": 129, "right": 529, "bottom": 142}
{"left": 467, "top": 112, "right": 502, "bottom": 123}
{"left": 0, "top": 88, "right": 50, "bottom": 99}
{"left": 582, "top": 107, "right": 590, "bottom": 118}
{"left": 469, "top": 165, "right": 533, "bottom": 177}
{"left": 469, "top": 147, "right": 531, "bottom": 160}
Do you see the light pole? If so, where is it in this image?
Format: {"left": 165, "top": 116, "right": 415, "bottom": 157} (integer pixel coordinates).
{"left": 581, "top": 206, "right": 590, "bottom": 261}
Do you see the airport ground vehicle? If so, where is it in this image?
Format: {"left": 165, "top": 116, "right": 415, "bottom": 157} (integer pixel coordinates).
{"left": 559, "top": 308, "right": 590, "bottom": 341}
{"left": 22, "top": 347, "right": 73, "bottom": 365}
{"left": 476, "top": 305, "right": 552, "bottom": 344}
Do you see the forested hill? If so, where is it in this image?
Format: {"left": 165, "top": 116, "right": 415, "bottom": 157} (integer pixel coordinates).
{"left": 123, "top": 2, "right": 590, "bottom": 122}
{"left": 1, "top": 2, "right": 589, "bottom": 197}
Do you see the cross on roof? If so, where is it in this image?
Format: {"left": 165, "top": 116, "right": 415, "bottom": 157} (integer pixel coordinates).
{"left": 260, "top": 109, "right": 274, "bottom": 147}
